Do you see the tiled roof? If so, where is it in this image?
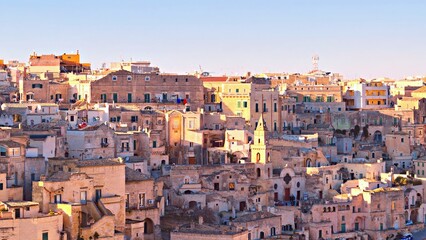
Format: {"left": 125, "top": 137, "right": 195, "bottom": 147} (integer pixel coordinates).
{"left": 200, "top": 76, "right": 228, "bottom": 82}
{"left": 232, "top": 211, "right": 279, "bottom": 223}
{"left": 0, "top": 140, "right": 22, "bottom": 148}
{"left": 76, "top": 159, "right": 124, "bottom": 168}
{"left": 46, "top": 171, "right": 72, "bottom": 182}
{"left": 125, "top": 167, "right": 151, "bottom": 182}
{"left": 412, "top": 86, "right": 426, "bottom": 93}
{"left": 176, "top": 222, "right": 243, "bottom": 235}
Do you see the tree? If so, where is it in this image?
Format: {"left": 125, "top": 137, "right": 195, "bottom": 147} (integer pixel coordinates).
{"left": 362, "top": 125, "right": 369, "bottom": 140}
{"left": 354, "top": 125, "right": 360, "bottom": 138}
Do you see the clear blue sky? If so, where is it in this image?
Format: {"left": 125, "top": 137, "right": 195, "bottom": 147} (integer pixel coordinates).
{"left": 2, "top": 0, "right": 426, "bottom": 79}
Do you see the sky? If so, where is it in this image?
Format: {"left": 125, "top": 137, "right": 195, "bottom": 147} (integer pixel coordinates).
{"left": 1, "top": 0, "right": 426, "bottom": 79}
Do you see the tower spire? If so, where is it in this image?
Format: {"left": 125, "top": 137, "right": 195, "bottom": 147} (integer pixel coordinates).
{"left": 256, "top": 113, "right": 266, "bottom": 131}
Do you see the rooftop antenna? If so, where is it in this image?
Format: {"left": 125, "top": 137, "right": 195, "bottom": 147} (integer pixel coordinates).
{"left": 312, "top": 54, "right": 319, "bottom": 72}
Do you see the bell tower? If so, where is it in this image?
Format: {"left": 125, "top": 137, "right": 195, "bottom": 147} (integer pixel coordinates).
{"left": 251, "top": 114, "right": 271, "bottom": 164}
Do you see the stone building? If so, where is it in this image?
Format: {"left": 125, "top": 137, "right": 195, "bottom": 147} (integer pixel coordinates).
{"left": 90, "top": 70, "right": 204, "bottom": 111}
{"left": 171, "top": 218, "right": 249, "bottom": 240}
{"left": 125, "top": 167, "right": 164, "bottom": 239}
{"left": 343, "top": 80, "right": 390, "bottom": 110}
{"left": 33, "top": 158, "right": 126, "bottom": 239}
{"left": 66, "top": 123, "right": 115, "bottom": 160}
{"left": 0, "top": 201, "right": 64, "bottom": 240}
{"left": 231, "top": 211, "right": 282, "bottom": 240}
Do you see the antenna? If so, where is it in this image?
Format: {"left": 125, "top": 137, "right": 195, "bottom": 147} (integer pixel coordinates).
{"left": 312, "top": 54, "right": 319, "bottom": 72}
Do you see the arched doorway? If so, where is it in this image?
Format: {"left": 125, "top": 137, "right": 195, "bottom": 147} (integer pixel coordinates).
{"left": 260, "top": 231, "right": 265, "bottom": 239}
{"left": 373, "top": 130, "right": 382, "bottom": 143}
{"left": 306, "top": 158, "right": 312, "bottom": 167}
{"left": 354, "top": 216, "right": 363, "bottom": 231}
{"left": 188, "top": 201, "right": 197, "bottom": 209}
{"left": 144, "top": 218, "right": 154, "bottom": 234}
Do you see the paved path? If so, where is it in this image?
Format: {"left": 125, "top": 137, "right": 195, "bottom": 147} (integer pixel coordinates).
{"left": 413, "top": 228, "right": 426, "bottom": 239}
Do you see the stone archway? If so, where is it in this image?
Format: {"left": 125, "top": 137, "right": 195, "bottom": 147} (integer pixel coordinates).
{"left": 411, "top": 209, "right": 418, "bottom": 223}
{"left": 354, "top": 216, "right": 363, "bottom": 231}
{"left": 144, "top": 218, "right": 154, "bottom": 234}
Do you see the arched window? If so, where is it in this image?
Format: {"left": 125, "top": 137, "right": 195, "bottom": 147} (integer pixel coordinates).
{"left": 256, "top": 153, "right": 261, "bottom": 163}
{"left": 270, "top": 227, "right": 276, "bottom": 236}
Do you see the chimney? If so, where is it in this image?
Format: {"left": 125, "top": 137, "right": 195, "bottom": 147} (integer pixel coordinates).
{"left": 198, "top": 216, "right": 203, "bottom": 225}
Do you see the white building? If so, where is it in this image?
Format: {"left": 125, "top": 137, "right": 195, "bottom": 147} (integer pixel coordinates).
{"left": 344, "top": 81, "right": 390, "bottom": 110}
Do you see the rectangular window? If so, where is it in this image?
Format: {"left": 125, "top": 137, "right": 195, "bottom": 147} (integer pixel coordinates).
{"left": 237, "top": 101, "right": 241, "bottom": 108}
{"left": 316, "top": 96, "right": 323, "bottom": 102}
{"left": 101, "top": 94, "right": 107, "bottom": 103}
{"left": 243, "top": 101, "right": 248, "bottom": 108}
{"left": 131, "top": 116, "right": 138, "bottom": 123}
{"left": 303, "top": 96, "right": 311, "bottom": 102}
{"left": 95, "top": 189, "right": 102, "bottom": 202}
{"left": 0, "top": 183, "right": 4, "bottom": 190}
{"left": 139, "top": 193, "right": 145, "bottom": 207}
{"left": 127, "top": 93, "right": 132, "bottom": 103}
{"left": 229, "top": 182, "right": 235, "bottom": 191}
{"left": 0, "top": 147, "right": 6, "bottom": 157}
{"left": 153, "top": 141, "right": 157, "bottom": 148}
{"left": 133, "top": 140, "right": 136, "bottom": 151}
{"left": 263, "top": 103, "right": 267, "bottom": 112}
{"left": 42, "top": 232, "right": 48, "bottom": 240}
{"left": 341, "top": 223, "right": 346, "bottom": 233}
{"left": 274, "top": 102, "right": 277, "bottom": 112}
{"left": 255, "top": 103, "right": 259, "bottom": 112}
{"left": 236, "top": 89, "right": 239, "bottom": 93}
{"left": 54, "top": 194, "right": 62, "bottom": 203}
{"left": 126, "top": 194, "right": 130, "bottom": 208}
{"left": 80, "top": 191, "right": 87, "bottom": 204}
{"left": 144, "top": 93, "right": 151, "bottom": 103}
{"left": 112, "top": 93, "right": 118, "bottom": 103}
